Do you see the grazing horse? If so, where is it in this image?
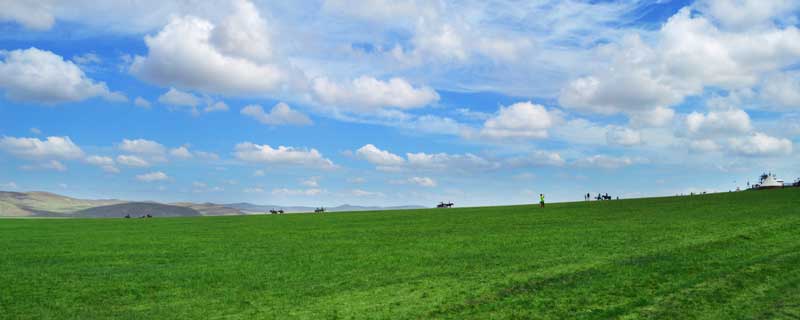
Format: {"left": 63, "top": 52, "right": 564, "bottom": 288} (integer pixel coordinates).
{"left": 437, "top": 202, "right": 454, "bottom": 208}
{"left": 314, "top": 207, "right": 325, "bottom": 213}
{"left": 124, "top": 214, "right": 131, "bottom": 219}
{"left": 269, "top": 209, "right": 278, "bottom": 215}
{"left": 278, "top": 209, "right": 284, "bottom": 214}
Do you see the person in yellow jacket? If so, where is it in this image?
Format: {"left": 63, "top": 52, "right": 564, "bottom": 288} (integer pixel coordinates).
{"left": 539, "top": 193, "right": 545, "bottom": 208}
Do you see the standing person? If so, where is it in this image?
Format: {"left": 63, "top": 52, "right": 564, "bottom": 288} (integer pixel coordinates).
{"left": 539, "top": 194, "right": 545, "bottom": 208}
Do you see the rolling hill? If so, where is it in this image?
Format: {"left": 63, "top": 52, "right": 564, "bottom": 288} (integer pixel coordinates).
{"left": 73, "top": 202, "right": 202, "bottom": 218}
{"left": 0, "top": 191, "right": 424, "bottom": 217}
{"left": 1, "top": 188, "right": 798, "bottom": 318}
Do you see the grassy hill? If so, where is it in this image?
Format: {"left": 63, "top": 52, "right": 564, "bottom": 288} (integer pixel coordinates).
{"left": 0, "top": 191, "right": 124, "bottom": 216}
{"left": 1, "top": 188, "right": 799, "bottom": 319}
{"left": 72, "top": 202, "right": 202, "bottom": 218}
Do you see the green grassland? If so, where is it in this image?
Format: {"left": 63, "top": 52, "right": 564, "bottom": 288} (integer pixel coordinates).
{"left": 1, "top": 188, "right": 799, "bottom": 319}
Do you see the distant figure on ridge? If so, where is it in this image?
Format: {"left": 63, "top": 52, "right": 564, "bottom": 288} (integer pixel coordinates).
{"left": 539, "top": 194, "right": 545, "bottom": 208}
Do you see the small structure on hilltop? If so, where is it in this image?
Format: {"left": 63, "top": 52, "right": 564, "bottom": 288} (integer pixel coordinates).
{"left": 752, "top": 172, "right": 785, "bottom": 189}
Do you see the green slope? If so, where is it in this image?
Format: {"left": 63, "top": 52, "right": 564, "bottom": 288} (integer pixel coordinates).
{"left": 1, "top": 188, "right": 799, "bottom": 319}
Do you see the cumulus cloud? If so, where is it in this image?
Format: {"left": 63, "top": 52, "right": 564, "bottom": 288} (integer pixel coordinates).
{"left": 606, "top": 126, "right": 642, "bottom": 146}
{"left": 136, "top": 171, "right": 169, "bottom": 182}
{"left": 574, "top": 155, "right": 636, "bottom": 169}
{"left": 234, "top": 142, "right": 335, "bottom": 169}
{"left": 729, "top": 132, "right": 792, "bottom": 156}
{"left": 559, "top": 7, "right": 800, "bottom": 123}
{"left": 311, "top": 76, "right": 439, "bottom": 112}
{"left": 0, "top": 136, "right": 84, "bottom": 159}
{"left": 479, "top": 102, "right": 553, "bottom": 139}
{"left": 406, "top": 152, "right": 496, "bottom": 171}
{"left": 391, "top": 176, "right": 437, "bottom": 187}
{"left": 407, "top": 176, "right": 437, "bottom": 187}
{"left": 241, "top": 102, "right": 312, "bottom": 126}
{"left": 158, "top": 88, "right": 200, "bottom": 108}
{"left": 272, "top": 188, "right": 323, "bottom": 196}
{"left": 300, "top": 176, "right": 320, "bottom": 188}
{"left": 204, "top": 101, "right": 229, "bottom": 113}
{"left": 356, "top": 144, "right": 405, "bottom": 167}
{"left": 134, "top": 96, "right": 152, "bottom": 108}
{"left": 0, "top": 1, "right": 55, "bottom": 30}
{"left": 351, "top": 189, "right": 385, "bottom": 197}
{"left": 129, "top": 2, "right": 299, "bottom": 96}
{"left": 761, "top": 72, "right": 800, "bottom": 110}
{"left": 685, "top": 109, "right": 752, "bottom": 136}
{"left": 0, "top": 48, "right": 125, "bottom": 104}
{"left": 169, "top": 146, "right": 193, "bottom": 159}
{"left": 118, "top": 139, "right": 166, "bottom": 156}
{"left": 355, "top": 144, "right": 498, "bottom": 172}
{"left": 116, "top": 155, "right": 150, "bottom": 167}
{"left": 505, "top": 151, "right": 566, "bottom": 167}
{"left": 85, "top": 155, "right": 119, "bottom": 173}
{"left": 689, "top": 139, "right": 721, "bottom": 153}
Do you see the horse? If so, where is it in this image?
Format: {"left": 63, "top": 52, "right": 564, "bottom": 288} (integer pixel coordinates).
{"left": 437, "top": 202, "right": 454, "bottom": 208}
{"left": 269, "top": 209, "right": 278, "bottom": 215}
{"left": 314, "top": 207, "right": 325, "bottom": 213}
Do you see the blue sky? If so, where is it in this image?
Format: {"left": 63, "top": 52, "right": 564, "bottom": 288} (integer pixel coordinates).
{"left": 1, "top": 0, "right": 799, "bottom": 206}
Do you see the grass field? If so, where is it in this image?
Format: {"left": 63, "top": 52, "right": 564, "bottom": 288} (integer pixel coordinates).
{"left": 1, "top": 188, "right": 799, "bottom": 319}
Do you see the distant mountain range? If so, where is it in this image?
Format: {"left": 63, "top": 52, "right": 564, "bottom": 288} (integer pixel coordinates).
{"left": 223, "top": 202, "right": 425, "bottom": 214}
{"left": 0, "top": 191, "right": 425, "bottom": 218}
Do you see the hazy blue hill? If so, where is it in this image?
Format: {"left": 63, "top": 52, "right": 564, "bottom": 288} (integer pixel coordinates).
{"left": 72, "top": 202, "right": 201, "bottom": 218}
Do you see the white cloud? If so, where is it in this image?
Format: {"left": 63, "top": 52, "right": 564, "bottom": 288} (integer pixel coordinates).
{"left": 244, "top": 187, "right": 265, "bottom": 193}
{"left": 311, "top": 76, "right": 439, "bottom": 112}
{"left": 0, "top": 136, "right": 83, "bottom": 159}
{"left": 300, "top": 176, "right": 320, "bottom": 188}
{"left": 158, "top": 88, "right": 200, "bottom": 108}
{"left": 406, "top": 152, "right": 496, "bottom": 171}
{"left": 697, "top": 0, "right": 800, "bottom": 30}
{"left": 351, "top": 189, "right": 385, "bottom": 197}
{"left": 72, "top": 53, "right": 102, "bottom": 65}
{"left": 479, "top": 102, "right": 553, "bottom": 139}
{"left": 118, "top": 139, "right": 166, "bottom": 155}
{"left": 136, "top": 171, "right": 169, "bottom": 182}
{"left": 685, "top": 109, "right": 752, "bottom": 136}
{"left": 574, "top": 155, "right": 636, "bottom": 169}
{"left": 347, "top": 177, "right": 366, "bottom": 184}
{"left": 116, "top": 155, "right": 150, "bottom": 167}
{"left": 129, "top": 4, "right": 298, "bottom": 96}
{"left": 204, "top": 101, "right": 229, "bottom": 113}
{"left": 169, "top": 146, "right": 193, "bottom": 159}
{"left": 689, "top": 139, "right": 721, "bottom": 153}
{"left": 407, "top": 176, "right": 437, "bottom": 187}
{"left": 253, "top": 169, "right": 265, "bottom": 177}
{"left": 0, "top": 1, "right": 54, "bottom": 30}
{"left": 234, "top": 142, "right": 335, "bottom": 169}
{"left": 0, "top": 48, "right": 125, "bottom": 104}
{"left": 1, "top": 181, "right": 18, "bottom": 189}
{"left": 29, "top": 127, "right": 42, "bottom": 135}
{"left": 134, "top": 96, "right": 152, "bottom": 108}
{"left": 195, "top": 151, "right": 220, "bottom": 160}
{"left": 559, "top": 8, "right": 800, "bottom": 122}
{"left": 85, "top": 155, "right": 119, "bottom": 173}
{"left": 505, "top": 151, "right": 566, "bottom": 167}
{"left": 606, "top": 126, "right": 642, "bottom": 146}
{"left": 729, "top": 132, "right": 792, "bottom": 156}
{"left": 44, "top": 160, "right": 67, "bottom": 171}
{"left": 241, "top": 102, "right": 312, "bottom": 126}
{"left": 356, "top": 144, "right": 405, "bottom": 167}
{"left": 272, "top": 188, "right": 323, "bottom": 196}
{"left": 761, "top": 72, "right": 800, "bottom": 110}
